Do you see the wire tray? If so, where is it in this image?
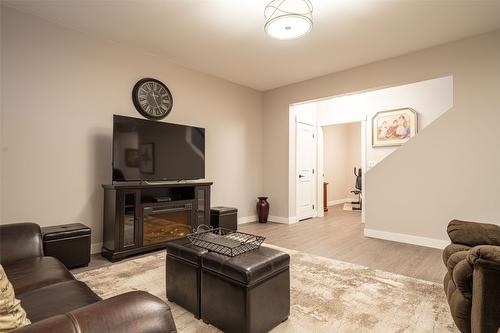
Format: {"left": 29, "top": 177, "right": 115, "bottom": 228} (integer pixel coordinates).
{"left": 187, "top": 227, "right": 265, "bottom": 257}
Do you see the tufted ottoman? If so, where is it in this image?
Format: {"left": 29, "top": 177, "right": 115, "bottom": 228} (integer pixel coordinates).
{"left": 201, "top": 246, "right": 290, "bottom": 333}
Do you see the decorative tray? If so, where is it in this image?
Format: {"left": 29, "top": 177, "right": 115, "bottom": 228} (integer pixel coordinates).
{"left": 187, "top": 226, "right": 265, "bottom": 257}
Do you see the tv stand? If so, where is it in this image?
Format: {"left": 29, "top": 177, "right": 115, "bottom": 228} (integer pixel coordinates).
{"left": 101, "top": 181, "right": 212, "bottom": 262}
{"left": 140, "top": 179, "right": 209, "bottom": 185}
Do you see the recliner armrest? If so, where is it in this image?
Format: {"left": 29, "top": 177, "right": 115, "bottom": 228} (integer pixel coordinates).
{"left": 447, "top": 220, "right": 500, "bottom": 247}
{"left": 0, "top": 223, "right": 43, "bottom": 265}
{"left": 467, "top": 245, "right": 500, "bottom": 269}
{"left": 14, "top": 291, "right": 177, "bottom": 333}
{"left": 468, "top": 245, "right": 500, "bottom": 333}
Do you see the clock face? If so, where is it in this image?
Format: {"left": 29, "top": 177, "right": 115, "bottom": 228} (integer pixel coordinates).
{"left": 132, "top": 78, "right": 173, "bottom": 120}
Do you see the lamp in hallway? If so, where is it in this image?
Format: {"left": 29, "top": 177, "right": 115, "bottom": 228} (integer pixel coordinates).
{"left": 264, "top": 0, "right": 313, "bottom": 40}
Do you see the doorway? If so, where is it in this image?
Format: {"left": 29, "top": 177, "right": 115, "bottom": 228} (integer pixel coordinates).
{"left": 322, "top": 122, "right": 362, "bottom": 213}
{"left": 289, "top": 102, "right": 367, "bottom": 223}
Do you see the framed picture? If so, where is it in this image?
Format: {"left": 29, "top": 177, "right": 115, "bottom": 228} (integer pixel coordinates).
{"left": 372, "top": 108, "right": 418, "bottom": 147}
{"left": 125, "top": 149, "right": 139, "bottom": 168}
{"left": 139, "top": 143, "right": 155, "bottom": 174}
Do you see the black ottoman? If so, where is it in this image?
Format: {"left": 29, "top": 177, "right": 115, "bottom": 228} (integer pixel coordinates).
{"left": 210, "top": 206, "right": 238, "bottom": 231}
{"left": 201, "top": 246, "right": 290, "bottom": 333}
{"left": 41, "top": 223, "right": 91, "bottom": 269}
{"left": 165, "top": 238, "right": 208, "bottom": 319}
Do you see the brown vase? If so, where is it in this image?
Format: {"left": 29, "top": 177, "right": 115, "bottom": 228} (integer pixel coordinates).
{"left": 256, "top": 197, "right": 269, "bottom": 223}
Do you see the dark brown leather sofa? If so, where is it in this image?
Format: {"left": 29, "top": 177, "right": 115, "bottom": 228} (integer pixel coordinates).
{"left": 443, "top": 220, "right": 500, "bottom": 333}
{"left": 0, "top": 223, "right": 177, "bottom": 333}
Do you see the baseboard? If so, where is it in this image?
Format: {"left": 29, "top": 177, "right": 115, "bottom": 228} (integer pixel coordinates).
{"left": 268, "top": 215, "right": 299, "bottom": 224}
{"left": 238, "top": 215, "right": 257, "bottom": 224}
{"left": 327, "top": 198, "right": 350, "bottom": 206}
{"left": 91, "top": 242, "right": 102, "bottom": 255}
{"left": 364, "top": 229, "right": 449, "bottom": 249}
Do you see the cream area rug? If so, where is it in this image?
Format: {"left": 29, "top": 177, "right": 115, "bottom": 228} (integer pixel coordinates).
{"left": 74, "top": 245, "right": 458, "bottom": 333}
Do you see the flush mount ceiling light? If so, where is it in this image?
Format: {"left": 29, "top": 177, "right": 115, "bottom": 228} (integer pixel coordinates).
{"left": 264, "top": 0, "right": 313, "bottom": 40}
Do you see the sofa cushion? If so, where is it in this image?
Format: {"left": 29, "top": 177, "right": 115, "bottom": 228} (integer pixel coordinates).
{"left": 447, "top": 220, "right": 500, "bottom": 247}
{"left": 18, "top": 280, "right": 101, "bottom": 323}
{"left": 4, "top": 257, "right": 74, "bottom": 295}
{"left": 0, "top": 265, "right": 31, "bottom": 332}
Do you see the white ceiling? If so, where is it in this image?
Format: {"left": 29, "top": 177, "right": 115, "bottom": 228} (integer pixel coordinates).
{"left": 4, "top": 0, "right": 500, "bottom": 91}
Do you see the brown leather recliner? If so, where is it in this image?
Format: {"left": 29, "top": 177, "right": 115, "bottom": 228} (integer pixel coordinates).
{"left": 0, "top": 223, "right": 177, "bottom": 333}
{"left": 443, "top": 220, "right": 500, "bottom": 333}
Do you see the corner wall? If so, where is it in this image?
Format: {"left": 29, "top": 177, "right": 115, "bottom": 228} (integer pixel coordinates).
{"left": 0, "top": 7, "right": 264, "bottom": 250}
{"left": 263, "top": 30, "right": 500, "bottom": 241}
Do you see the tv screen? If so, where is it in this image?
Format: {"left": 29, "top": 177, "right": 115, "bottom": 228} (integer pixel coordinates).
{"left": 112, "top": 115, "right": 205, "bottom": 182}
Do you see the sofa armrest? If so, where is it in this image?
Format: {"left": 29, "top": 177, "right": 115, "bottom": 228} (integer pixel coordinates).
{"left": 14, "top": 291, "right": 177, "bottom": 333}
{"left": 0, "top": 223, "right": 43, "bottom": 265}
{"left": 468, "top": 245, "right": 500, "bottom": 333}
{"left": 447, "top": 220, "right": 500, "bottom": 247}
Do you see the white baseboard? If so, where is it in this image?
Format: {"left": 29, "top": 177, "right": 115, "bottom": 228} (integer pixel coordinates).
{"left": 364, "top": 228, "right": 449, "bottom": 249}
{"left": 327, "top": 198, "right": 350, "bottom": 206}
{"left": 268, "top": 215, "right": 299, "bottom": 224}
{"left": 238, "top": 215, "right": 257, "bottom": 224}
{"left": 268, "top": 215, "right": 289, "bottom": 224}
{"left": 91, "top": 242, "right": 102, "bottom": 254}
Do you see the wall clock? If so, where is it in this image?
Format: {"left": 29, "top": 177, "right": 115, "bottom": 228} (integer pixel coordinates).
{"left": 132, "top": 78, "right": 173, "bottom": 120}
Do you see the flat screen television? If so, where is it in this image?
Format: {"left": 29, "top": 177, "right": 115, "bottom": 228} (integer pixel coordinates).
{"left": 112, "top": 115, "right": 205, "bottom": 182}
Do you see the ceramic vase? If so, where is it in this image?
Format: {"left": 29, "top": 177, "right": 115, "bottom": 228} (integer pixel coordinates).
{"left": 256, "top": 197, "right": 269, "bottom": 223}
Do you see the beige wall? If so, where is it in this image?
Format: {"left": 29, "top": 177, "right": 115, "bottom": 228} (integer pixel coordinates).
{"left": 263, "top": 30, "right": 500, "bottom": 241}
{"left": 323, "top": 123, "right": 360, "bottom": 202}
{"left": 0, "top": 8, "right": 264, "bottom": 248}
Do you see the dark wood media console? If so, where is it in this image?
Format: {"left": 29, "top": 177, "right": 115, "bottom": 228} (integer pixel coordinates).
{"left": 101, "top": 181, "right": 212, "bottom": 262}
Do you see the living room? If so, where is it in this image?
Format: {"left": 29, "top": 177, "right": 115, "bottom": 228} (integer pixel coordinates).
{"left": 1, "top": 1, "right": 499, "bottom": 332}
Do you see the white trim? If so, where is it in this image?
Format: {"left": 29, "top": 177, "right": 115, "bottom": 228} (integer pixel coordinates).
{"left": 268, "top": 215, "right": 289, "bottom": 224}
{"left": 327, "top": 198, "right": 350, "bottom": 206}
{"left": 268, "top": 215, "right": 299, "bottom": 224}
{"left": 91, "top": 242, "right": 102, "bottom": 254}
{"left": 237, "top": 215, "right": 257, "bottom": 225}
{"left": 364, "top": 229, "right": 449, "bottom": 249}
{"left": 316, "top": 125, "right": 324, "bottom": 218}
{"left": 360, "top": 120, "right": 366, "bottom": 224}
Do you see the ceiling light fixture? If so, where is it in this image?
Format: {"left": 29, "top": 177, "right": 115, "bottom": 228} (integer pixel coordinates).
{"left": 264, "top": 0, "right": 313, "bottom": 40}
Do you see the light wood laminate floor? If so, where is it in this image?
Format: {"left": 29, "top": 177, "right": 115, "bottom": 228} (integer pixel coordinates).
{"left": 75, "top": 205, "right": 446, "bottom": 283}
{"left": 239, "top": 205, "right": 446, "bottom": 283}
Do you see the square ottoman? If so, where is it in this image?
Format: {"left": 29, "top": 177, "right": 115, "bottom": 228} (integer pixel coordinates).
{"left": 41, "top": 223, "right": 91, "bottom": 269}
{"left": 165, "top": 237, "right": 208, "bottom": 319}
{"left": 201, "top": 246, "right": 290, "bottom": 333}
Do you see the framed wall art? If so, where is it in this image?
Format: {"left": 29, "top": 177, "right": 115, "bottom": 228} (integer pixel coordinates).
{"left": 372, "top": 108, "right": 418, "bottom": 147}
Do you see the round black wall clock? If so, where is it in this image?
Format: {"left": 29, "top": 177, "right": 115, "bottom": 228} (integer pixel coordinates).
{"left": 132, "top": 78, "right": 173, "bottom": 120}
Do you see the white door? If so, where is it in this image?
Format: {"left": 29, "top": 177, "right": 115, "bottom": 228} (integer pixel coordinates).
{"left": 296, "top": 122, "right": 317, "bottom": 220}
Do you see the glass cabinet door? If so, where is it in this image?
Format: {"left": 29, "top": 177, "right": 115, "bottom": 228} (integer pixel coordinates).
{"left": 122, "top": 191, "right": 138, "bottom": 249}
{"left": 196, "top": 187, "right": 209, "bottom": 227}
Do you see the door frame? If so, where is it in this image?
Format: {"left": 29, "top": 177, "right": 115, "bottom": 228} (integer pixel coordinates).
{"left": 289, "top": 105, "right": 367, "bottom": 224}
